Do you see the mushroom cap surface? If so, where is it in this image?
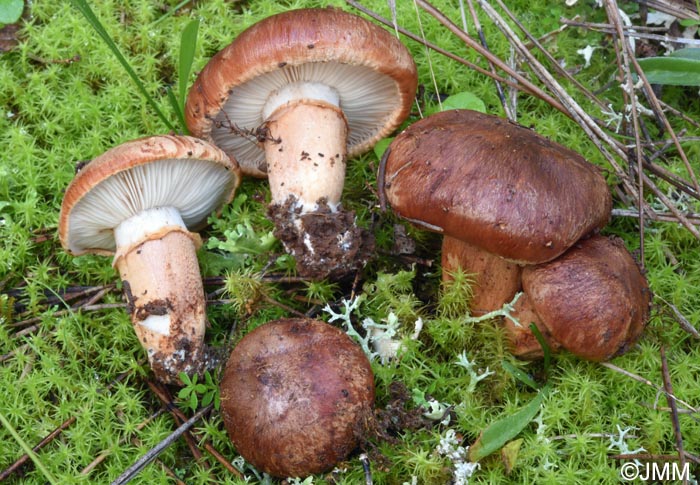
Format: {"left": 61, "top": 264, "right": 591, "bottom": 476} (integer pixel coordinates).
{"left": 185, "top": 7, "right": 418, "bottom": 177}
{"left": 220, "top": 317, "right": 375, "bottom": 478}
{"left": 59, "top": 135, "right": 240, "bottom": 256}
{"left": 382, "top": 109, "right": 612, "bottom": 264}
{"left": 521, "top": 235, "right": 651, "bottom": 361}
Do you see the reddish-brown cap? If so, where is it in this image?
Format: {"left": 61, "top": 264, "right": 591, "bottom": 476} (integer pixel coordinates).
{"left": 520, "top": 235, "right": 651, "bottom": 361}
{"left": 381, "top": 109, "right": 612, "bottom": 265}
{"left": 220, "top": 318, "right": 375, "bottom": 478}
{"left": 185, "top": 7, "right": 417, "bottom": 177}
{"left": 59, "top": 135, "right": 240, "bottom": 256}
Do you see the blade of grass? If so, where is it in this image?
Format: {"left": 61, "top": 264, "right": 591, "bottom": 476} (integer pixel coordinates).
{"left": 166, "top": 87, "right": 187, "bottom": 134}
{"left": 529, "top": 323, "right": 551, "bottom": 374}
{"left": 0, "top": 411, "right": 59, "bottom": 485}
{"left": 68, "top": 0, "right": 175, "bottom": 131}
{"left": 179, "top": 18, "right": 199, "bottom": 115}
{"left": 152, "top": 0, "right": 193, "bottom": 26}
{"left": 501, "top": 360, "right": 540, "bottom": 391}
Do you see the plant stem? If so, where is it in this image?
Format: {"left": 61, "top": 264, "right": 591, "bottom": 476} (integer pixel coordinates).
{"left": 68, "top": 0, "right": 175, "bottom": 131}
{"left": 0, "top": 411, "right": 59, "bottom": 485}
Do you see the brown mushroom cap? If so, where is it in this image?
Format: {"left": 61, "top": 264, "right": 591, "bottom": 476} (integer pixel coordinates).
{"left": 518, "top": 235, "right": 651, "bottom": 361}
{"left": 185, "top": 7, "right": 417, "bottom": 177}
{"left": 59, "top": 135, "right": 240, "bottom": 256}
{"left": 381, "top": 109, "right": 612, "bottom": 265}
{"left": 220, "top": 318, "right": 375, "bottom": 478}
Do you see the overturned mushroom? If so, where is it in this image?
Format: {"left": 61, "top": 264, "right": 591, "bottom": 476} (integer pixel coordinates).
{"left": 59, "top": 135, "right": 241, "bottom": 383}
{"left": 380, "top": 110, "right": 612, "bottom": 315}
{"left": 505, "top": 235, "right": 651, "bottom": 361}
{"left": 220, "top": 318, "right": 375, "bottom": 478}
{"left": 186, "top": 7, "right": 417, "bottom": 280}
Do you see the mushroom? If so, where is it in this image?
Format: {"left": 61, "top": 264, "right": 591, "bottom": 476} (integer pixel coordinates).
{"left": 505, "top": 235, "right": 651, "bottom": 361}
{"left": 220, "top": 317, "right": 375, "bottom": 478}
{"left": 379, "top": 109, "right": 612, "bottom": 315}
{"left": 58, "top": 135, "right": 241, "bottom": 383}
{"left": 186, "top": 7, "right": 418, "bottom": 280}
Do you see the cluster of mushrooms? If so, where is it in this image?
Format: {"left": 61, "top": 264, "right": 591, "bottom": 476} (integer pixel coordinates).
{"left": 57, "top": 6, "right": 651, "bottom": 479}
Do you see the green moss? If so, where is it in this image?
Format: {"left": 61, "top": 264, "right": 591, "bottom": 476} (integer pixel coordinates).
{"left": 1, "top": 0, "right": 699, "bottom": 483}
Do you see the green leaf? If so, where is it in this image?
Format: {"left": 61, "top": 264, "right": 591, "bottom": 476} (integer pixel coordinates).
{"left": 426, "top": 91, "right": 487, "bottom": 116}
{"left": 440, "top": 91, "right": 487, "bottom": 113}
{"left": 669, "top": 48, "right": 700, "bottom": 61}
{"left": 189, "top": 392, "right": 198, "bottom": 410}
{"left": 0, "top": 0, "right": 23, "bottom": 24}
{"left": 179, "top": 19, "right": 199, "bottom": 113}
{"left": 178, "top": 387, "right": 192, "bottom": 399}
{"left": 179, "top": 372, "right": 193, "bottom": 387}
{"left": 468, "top": 385, "right": 550, "bottom": 462}
{"left": 679, "top": 18, "right": 700, "bottom": 27}
{"left": 201, "top": 391, "right": 214, "bottom": 407}
{"left": 637, "top": 49, "right": 700, "bottom": 86}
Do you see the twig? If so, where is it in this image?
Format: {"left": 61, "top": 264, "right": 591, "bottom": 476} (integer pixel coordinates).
{"left": 603, "top": 0, "right": 647, "bottom": 262}
{"left": 80, "top": 411, "right": 163, "bottom": 475}
{"left": 660, "top": 347, "right": 688, "bottom": 484}
{"left": 259, "top": 292, "right": 306, "bottom": 318}
{"left": 359, "top": 453, "right": 373, "bottom": 485}
{"left": 146, "top": 381, "right": 242, "bottom": 477}
{"left": 550, "top": 432, "right": 637, "bottom": 441}
{"left": 0, "top": 343, "right": 28, "bottom": 363}
{"left": 146, "top": 381, "right": 209, "bottom": 469}
{"left": 110, "top": 404, "right": 213, "bottom": 485}
{"left": 0, "top": 417, "right": 76, "bottom": 482}
{"left": 610, "top": 453, "right": 699, "bottom": 463}
{"left": 10, "top": 303, "right": 126, "bottom": 340}
{"left": 474, "top": 0, "right": 700, "bottom": 240}
{"left": 600, "top": 362, "right": 699, "bottom": 414}
{"left": 560, "top": 18, "right": 700, "bottom": 46}
{"left": 463, "top": 0, "right": 511, "bottom": 118}
{"left": 607, "top": 2, "right": 700, "bottom": 197}
{"left": 626, "top": 0, "right": 700, "bottom": 21}
{"left": 346, "top": 0, "right": 569, "bottom": 114}
{"left": 657, "top": 296, "right": 700, "bottom": 339}
{"left": 611, "top": 208, "right": 700, "bottom": 225}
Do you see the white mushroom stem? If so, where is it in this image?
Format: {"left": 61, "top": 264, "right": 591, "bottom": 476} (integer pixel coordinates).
{"left": 113, "top": 207, "right": 207, "bottom": 383}
{"left": 263, "top": 82, "right": 347, "bottom": 212}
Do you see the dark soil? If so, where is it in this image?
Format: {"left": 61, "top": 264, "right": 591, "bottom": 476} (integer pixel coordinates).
{"left": 268, "top": 196, "right": 375, "bottom": 281}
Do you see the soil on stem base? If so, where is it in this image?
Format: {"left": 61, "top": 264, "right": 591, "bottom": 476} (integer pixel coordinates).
{"left": 267, "top": 196, "right": 375, "bottom": 280}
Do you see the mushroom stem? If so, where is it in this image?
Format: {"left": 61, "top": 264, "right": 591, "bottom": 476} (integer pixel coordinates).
{"left": 504, "top": 292, "right": 559, "bottom": 359}
{"left": 264, "top": 98, "right": 347, "bottom": 209}
{"left": 263, "top": 92, "right": 373, "bottom": 280}
{"left": 113, "top": 207, "right": 209, "bottom": 383}
{"left": 441, "top": 235, "right": 521, "bottom": 316}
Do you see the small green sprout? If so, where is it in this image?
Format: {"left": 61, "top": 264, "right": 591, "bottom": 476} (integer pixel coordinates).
{"left": 177, "top": 371, "right": 220, "bottom": 412}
